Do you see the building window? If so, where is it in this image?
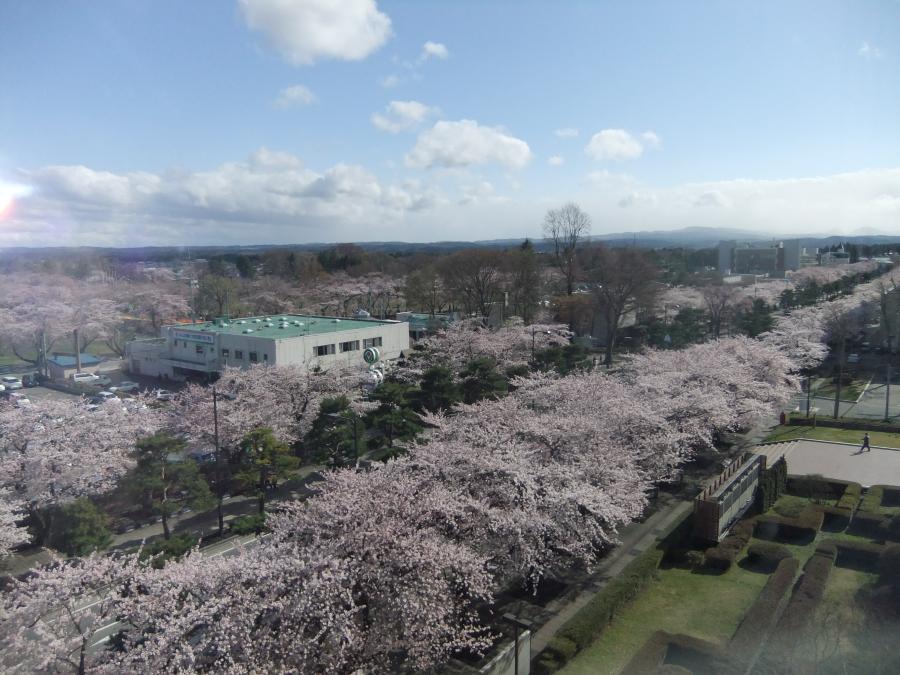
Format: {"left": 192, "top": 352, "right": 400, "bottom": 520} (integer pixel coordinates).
{"left": 363, "top": 337, "right": 383, "bottom": 348}
{"left": 249, "top": 352, "right": 258, "bottom": 363}
{"left": 196, "top": 345, "right": 205, "bottom": 355}
{"left": 234, "top": 350, "right": 243, "bottom": 360}
{"left": 339, "top": 340, "right": 360, "bottom": 353}
{"left": 263, "top": 353, "right": 268, "bottom": 362}
{"left": 315, "top": 344, "right": 336, "bottom": 357}
{"left": 221, "top": 348, "right": 230, "bottom": 358}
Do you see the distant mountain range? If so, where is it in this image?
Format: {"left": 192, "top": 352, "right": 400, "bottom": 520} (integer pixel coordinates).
{"left": 2, "top": 226, "right": 899, "bottom": 259}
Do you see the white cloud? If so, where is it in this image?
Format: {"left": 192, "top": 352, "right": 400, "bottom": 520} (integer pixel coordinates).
{"left": 458, "top": 181, "right": 496, "bottom": 205}
{"left": 693, "top": 190, "right": 730, "bottom": 208}
{"left": 239, "top": 0, "right": 392, "bottom": 66}
{"left": 641, "top": 131, "right": 661, "bottom": 148}
{"left": 9, "top": 148, "right": 445, "bottom": 246}
{"left": 371, "top": 100, "right": 438, "bottom": 133}
{"left": 585, "top": 129, "right": 653, "bottom": 161}
{"left": 858, "top": 41, "right": 883, "bottom": 60}
{"left": 548, "top": 156, "right": 564, "bottom": 166}
{"left": 379, "top": 74, "right": 401, "bottom": 88}
{"left": 554, "top": 128, "right": 579, "bottom": 139}
{"left": 405, "top": 120, "right": 533, "bottom": 170}
{"left": 618, "top": 191, "right": 657, "bottom": 208}
{"left": 421, "top": 41, "right": 449, "bottom": 61}
{"left": 273, "top": 84, "right": 317, "bottom": 109}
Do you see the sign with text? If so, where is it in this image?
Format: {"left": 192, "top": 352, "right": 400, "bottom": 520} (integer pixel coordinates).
{"left": 173, "top": 330, "right": 215, "bottom": 344}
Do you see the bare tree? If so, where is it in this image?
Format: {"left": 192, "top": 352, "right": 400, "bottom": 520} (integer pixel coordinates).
{"left": 824, "top": 304, "right": 864, "bottom": 417}
{"left": 405, "top": 265, "right": 446, "bottom": 316}
{"left": 505, "top": 240, "right": 543, "bottom": 324}
{"left": 700, "top": 283, "right": 738, "bottom": 338}
{"left": 587, "top": 246, "right": 659, "bottom": 366}
{"left": 440, "top": 249, "right": 503, "bottom": 320}
{"left": 543, "top": 202, "right": 591, "bottom": 295}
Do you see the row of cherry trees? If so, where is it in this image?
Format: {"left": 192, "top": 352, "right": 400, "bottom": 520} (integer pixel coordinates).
{"left": 2, "top": 266, "right": 894, "bottom": 672}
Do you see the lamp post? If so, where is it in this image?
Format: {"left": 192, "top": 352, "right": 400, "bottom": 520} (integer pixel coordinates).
{"left": 886, "top": 335, "right": 895, "bottom": 422}
{"left": 502, "top": 614, "right": 531, "bottom": 675}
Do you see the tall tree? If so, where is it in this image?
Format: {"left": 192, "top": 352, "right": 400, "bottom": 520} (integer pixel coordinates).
{"left": 440, "top": 249, "right": 503, "bottom": 319}
{"left": 304, "top": 396, "right": 366, "bottom": 468}
{"left": 405, "top": 265, "right": 446, "bottom": 316}
{"left": 700, "top": 283, "right": 738, "bottom": 338}
{"left": 234, "top": 427, "right": 297, "bottom": 516}
{"left": 543, "top": 202, "right": 591, "bottom": 295}
{"left": 128, "top": 433, "right": 213, "bottom": 540}
{"left": 505, "top": 240, "right": 543, "bottom": 324}
{"left": 586, "top": 246, "right": 659, "bottom": 365}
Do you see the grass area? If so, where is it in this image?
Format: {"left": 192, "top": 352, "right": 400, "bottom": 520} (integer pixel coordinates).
{"left": 764, "top": 424, "right": 900, "bottom": 449}
{"left": 813, "top": 377, "right": 870, "bottom": 402}
{"left": 559, "top": 564, "right": 769, "bottom": 675}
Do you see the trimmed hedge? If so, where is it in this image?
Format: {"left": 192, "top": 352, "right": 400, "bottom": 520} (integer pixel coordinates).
{"left": 880, "top": 514, "right": 900, "bottom": 542}
{"left": 821, "top": 537, "right": 886, "bottom": 572}
{"left": 786, "top": 414, "right": 900, "bottom": 433}
{"left": 746, "top": 542, "right": 793, "bottom": 572}
{"left": 772, "top": 546, "right": 835, "bottom": 644}
{"left": 836, "top": 482, "right": 862, "bottom": 511}
{"left": 756, "top": 457, "right": 788, "bottom": 513}
{"left": 849, "top": 510, "right": 889, "bottom": 538}
{"left": 543, "top": 636, "right": 577, "bottom": 664}
{"left": 879, "top": 544, "right": 900, "bottom": 589}
{"left": 729, "top": 556, "right": 799, "bottom": 662}
{"left": 755, "top": 504, "right": 824, "bottom": 544}
{"left": 554, "top": 547, "right": 665, "bottom": 652}
{"left": 704, "top": 518, "right": 755, "bottom": 572}
{"left": 786, "top": 476, "right": 860, "bottom": 502}
{"left": 621, "top": 631, "right": 728, "bottom": 675}
{"left": 859, "top": 486, "right": 885, "bottom": 513}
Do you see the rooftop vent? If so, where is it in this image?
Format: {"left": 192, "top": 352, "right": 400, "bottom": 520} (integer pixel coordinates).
{"left": 332, "top": 319, "right": 340, "bottom": 323}
{"left": 252, "top": 319, "right": 261, "bottom": 323}
{"left": 243, "top": 329, "right": 254, "bottom": 334}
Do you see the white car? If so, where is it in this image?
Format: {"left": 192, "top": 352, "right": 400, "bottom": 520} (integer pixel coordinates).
{"left": 155, "top": 389, "right": 175, "bottom": 401}
{"left": 91, "top": 375, "right": 113, "bottom": 387}
{"left": 72, "top": 372, "right": 100, "bottom": 385}
{"left": 95, "top": 390, "right": 117, "bottom": 401}
{"left": 1, "top": 376, "right": 22, "bottom": 390}
{"left": 111, "top": 381, "right": 140, "bottom": 393}
{"left": 7, "top": 391, "right": 31, "bottom": 407}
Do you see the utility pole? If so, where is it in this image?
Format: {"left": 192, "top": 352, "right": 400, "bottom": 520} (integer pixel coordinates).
{"left": 213, "top": 387, "right": 224, "bottom": 536}
{"left": 886, "top": 336, "right": 894, "bottom": 422}
{"left": 806, "top": 373, "right": 812, "bottom": 418}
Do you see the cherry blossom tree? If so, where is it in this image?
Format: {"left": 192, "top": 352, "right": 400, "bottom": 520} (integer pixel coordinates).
{"left": 0, "top": 552, "right": 142, "bottom": 675}
{"left": 0, "top": 397, "right": 162, "bottom": 545}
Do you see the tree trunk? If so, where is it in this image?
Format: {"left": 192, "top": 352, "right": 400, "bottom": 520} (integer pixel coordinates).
{"left": 833, "top": 339, "right": 846, "bottom": 419}
{"left": 258, "top": 468, "right": 267, "bottom": 515}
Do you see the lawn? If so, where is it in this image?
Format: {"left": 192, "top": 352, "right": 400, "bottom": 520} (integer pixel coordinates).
{"left": 813, "top": 377, "right": 870, "bottom": 402}
{"left": 559, "top": 563, "right": 769, "bottom": 675}
{"left": 764, "top": 424, "right": 900, "bottom": 449}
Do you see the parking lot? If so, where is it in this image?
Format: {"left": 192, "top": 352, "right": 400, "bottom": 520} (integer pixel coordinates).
{"left": 1, "top": 359, "right": 182, "bottom": 405}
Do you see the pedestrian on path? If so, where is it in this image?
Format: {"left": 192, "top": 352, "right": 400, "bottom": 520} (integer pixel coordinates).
{"left": 861, "top": 433, "right": 871, "bottom": 452}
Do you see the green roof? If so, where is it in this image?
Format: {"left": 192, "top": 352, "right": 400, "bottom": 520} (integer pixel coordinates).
{"left": 168, "top": 314, "right": 395, "bottom": 339}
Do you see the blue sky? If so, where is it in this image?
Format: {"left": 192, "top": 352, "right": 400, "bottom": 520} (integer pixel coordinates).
{"left": 1, "top": 0, "right": 898, "bottom": 246}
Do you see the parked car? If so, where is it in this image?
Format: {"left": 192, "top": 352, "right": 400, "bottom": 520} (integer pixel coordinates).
{"left": 72, "top": 372, "right": 100, "bottom": 385}
{"left": 155, "top": 389, "right": 175, "bottom": 401}
{"left": 91, "top": 374, "right": 113, "bottom": 387}
{"left": 847, "top": 353, "right": 861, "bottom": 364}
{"left": 94, "top": 390, "right": 117, "bottom": 401}
{"left": 7, "top": 391, "right": 31, "bottom": 407}
{"left": 21, "top": 373, "right": 41, "bottom": 387}
{"left": 1, "top": 376, "right": 23, "bottom": 390}
{"left": 111, "top": 380, "right": 140, "bottom": 393}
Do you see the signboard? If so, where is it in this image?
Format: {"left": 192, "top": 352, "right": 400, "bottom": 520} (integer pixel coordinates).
{"left": 173, "top": 330, "right": 215, "bottom": 344}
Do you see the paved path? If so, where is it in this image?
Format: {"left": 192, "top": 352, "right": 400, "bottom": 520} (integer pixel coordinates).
{"left": 757, "top": 438, "right": 900, "bottom": 487}
{"left": 530, "top": 499, "right": 693, "bottom": 656}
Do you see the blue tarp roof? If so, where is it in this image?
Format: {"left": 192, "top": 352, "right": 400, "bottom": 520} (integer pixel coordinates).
{"left": 48, "top": 354, "right": 103, "bottom": 367}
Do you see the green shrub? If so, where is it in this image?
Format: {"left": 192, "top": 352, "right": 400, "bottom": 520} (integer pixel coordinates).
{"left": 622, "top": 631, "right": 727, "bottom": 675}
{"left": 704, "top": 517, "right": 755, "bottom": 572}
{"left": 755, "top": 505, "right": 823, "bottom": 544}
{"left": 747, "top": 542, "right": 793, "bottom": 572}
{"left": 859, "top": 486, "right": 885, "bottom": 513}
{"left": 533, "top": 654, "right": 560, "bottom": 675}
{"left": 230, "top": 513, "right": 268, "bottom": 535}
{"left": 140, "top": 533, "right": 198, "bottom": 568}
{"left": 822, "top": 537, "right": 886, "bottom": 571}
{"left": 880, "top": 514, "right": 900, "bottom": 541}
{"left": 545, "top": 636, "right": 577, "bottom": 663}
{"left": 836, "top": 482, "right": 862, "bottom": 511}
{"left": 47, "top": 498, "right": 112, "bottom": 557}
{"left": 879, "top": 544, "right": 900, "bottom": 589}
{"left": 730, "top": 557, "right": 799, "bottom": 662}
{"left": 555, "top": 547, "right": 664, "bottom": 654}
{"left": 771, "top": 548, "right": 834, "bottom": 649}
{"left": 849, "top": 511, "right": 889, "bottom": 538}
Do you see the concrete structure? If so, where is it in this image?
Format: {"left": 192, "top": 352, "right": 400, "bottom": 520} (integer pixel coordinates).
{"left": 756, "top": 439, "right": 900, "bottom": 488}
{"left": 820, "top": 248, "right": 851, "bottom": 266}
{"left": 694, "top": 452, "right": 766, "bottom": 542}
{"left": 717, "top": 239, "right": 810, "bottom": 275}
{"left": 126, "top": 314, "right": 409, "bottom": 380}
{"left": 47, "top": 353, "right": 103, "bottom": 381}
{"left": 396, "top": 311, "right": 457, "bottom": 341}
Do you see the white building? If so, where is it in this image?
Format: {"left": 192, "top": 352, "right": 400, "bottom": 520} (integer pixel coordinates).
{"left": 126, "top": 314, "right": 409, "bottom": 380}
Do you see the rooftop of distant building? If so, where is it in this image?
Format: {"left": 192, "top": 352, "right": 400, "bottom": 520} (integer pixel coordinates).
{"left": 166, "top": 314, "right": 396, "bottom": 339}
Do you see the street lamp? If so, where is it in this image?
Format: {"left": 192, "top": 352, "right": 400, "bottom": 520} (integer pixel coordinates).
{"left": 502, "top": 613, "right": 531, "bottom": 675}
{"left": 885, "top": 335, "right": 895, "bottom": 422}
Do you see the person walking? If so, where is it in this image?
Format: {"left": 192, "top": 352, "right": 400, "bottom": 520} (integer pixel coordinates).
{"left": 862, "top": 432, "right": 871, "bottom": 452}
